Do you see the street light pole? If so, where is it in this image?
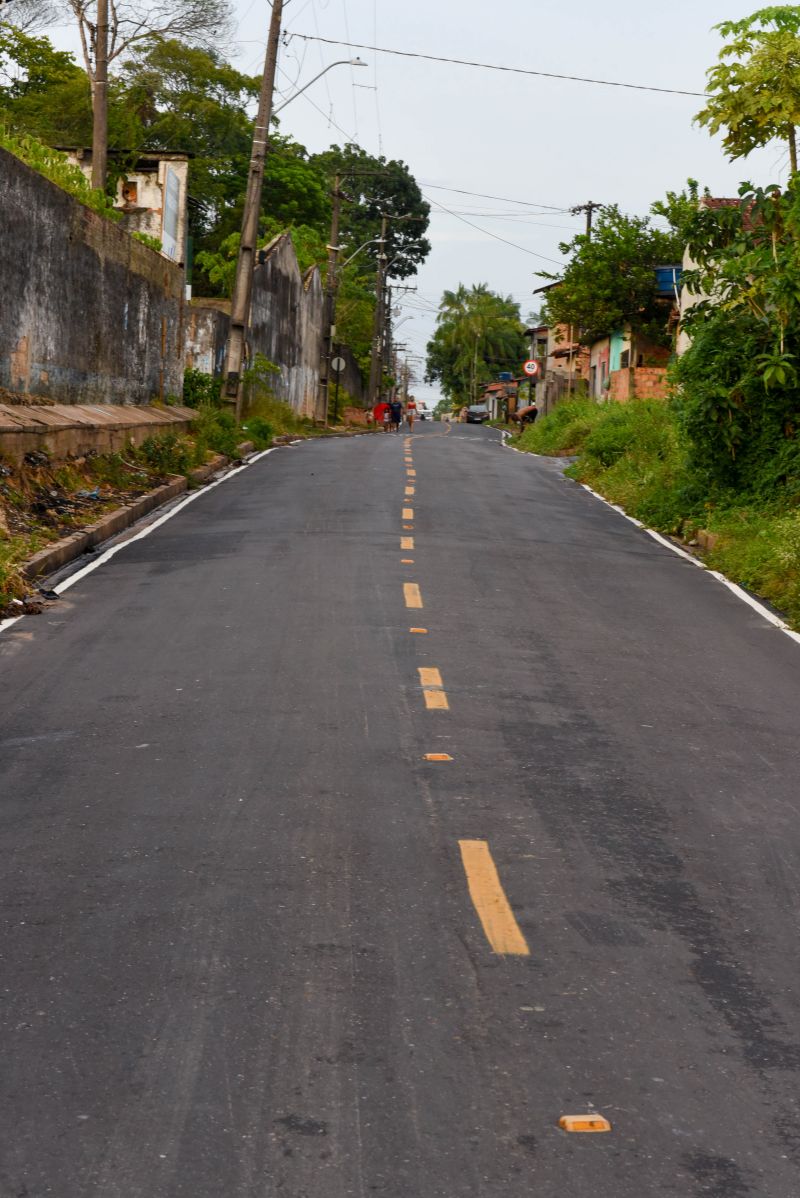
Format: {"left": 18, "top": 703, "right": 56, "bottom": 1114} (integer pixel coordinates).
{"left": 224, "top": 0, "right": 284, "bottom": 420}
{"left": 273, "top": 59, "right": 366, "bottom": 114}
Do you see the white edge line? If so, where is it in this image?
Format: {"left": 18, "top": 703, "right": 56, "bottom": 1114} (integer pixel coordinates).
{"left": 0, "top": 448, "right": 277, "bottom": 637}
{"left": 579, "top": 480, "right": 800, "bottom": 646}
{"left": 499, "top": 437, "right": 800, "bottom": 647}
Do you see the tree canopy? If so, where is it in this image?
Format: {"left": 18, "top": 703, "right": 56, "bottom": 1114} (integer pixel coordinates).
{"left": 426, "top": 284, "right": 527, "bottom": 407}
{"left": 539, "top": 205, "right": 683, "bottom": 345}
{"left": 696, "top": 6, "right": 800, "bottom": 172}
{"left": 310, "top": 143, "right": 431, "bottom": 280}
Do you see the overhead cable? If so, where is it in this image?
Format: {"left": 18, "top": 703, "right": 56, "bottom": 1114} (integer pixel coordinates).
{"left": 288, "top": 32, "right": 706, "bottom": 97}
{"left": 422, "top": 194, "right": 565, "bottom": 266}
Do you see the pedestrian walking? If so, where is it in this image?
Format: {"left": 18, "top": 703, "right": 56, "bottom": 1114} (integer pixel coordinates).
{"left": 405, "top": 396, "right": 417, "bottom": 431}
{"left": 374, "top": 400, "right": 391, "bottom": 431}
{"left": 390, "top": 399, "right": 403, "bottom": 432}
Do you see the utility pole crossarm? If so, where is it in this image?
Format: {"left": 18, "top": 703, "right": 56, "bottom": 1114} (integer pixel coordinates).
{"left": 570, "top": 200, "right": 604, "bottom": 239}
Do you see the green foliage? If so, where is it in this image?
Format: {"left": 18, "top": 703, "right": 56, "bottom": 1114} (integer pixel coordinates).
{"left": 540, "top": 204, "right": 683, "bottom": 344}
{"left": 242, "top": 416, "right": 272, "bottom": 448}
{"left": 310, "top": 142, "right": 431, "bottom": 280}
{"left": 696, "top": 7, "right": 800, "bottom": 168}
{"left": 182, "top": 367, "right": 223, "bottom": 408}
{"left": 191, "top": 405, "right": 241, "bottom": 458}
{"left": 674, "top": 176, "right": 800, "bottom": 489}
{"left": 426, "top": 284, "right": 528, "bottom": 406}
{"left": 137, "top": 433, "right": 196, "bottom": 475}
{"left": 517, "top": 398, "right": 605, "bottom": 455}
{"left": 132, "top": 231, "right": 162, "bottom": 252}
{"left": 0, "top": 124, "right": 122, "bottom": 220}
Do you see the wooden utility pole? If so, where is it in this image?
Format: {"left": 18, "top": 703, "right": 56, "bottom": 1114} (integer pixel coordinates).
{"left": 91, "top": 0, "right": 109, "bottom": 191}
{"left": 571, "top": 200, "right": 603, "bottom": 239}
{"left": 367, "top": 215, "right": 388, "bottom": 407}
{"left": 224, "top": 0, "right": 284, "bottom": 419}
{"left": 320, "top": 174, "right": 341, "bottom": 425}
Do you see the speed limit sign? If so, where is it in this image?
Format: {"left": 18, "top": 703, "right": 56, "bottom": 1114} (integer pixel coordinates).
{"left": 523, "top": 359, "right": 541, "bottom": 378}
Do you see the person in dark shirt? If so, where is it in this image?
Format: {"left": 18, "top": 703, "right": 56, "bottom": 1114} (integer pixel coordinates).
{"left": 390, "top": 399, "right": 403, "bottom": 432}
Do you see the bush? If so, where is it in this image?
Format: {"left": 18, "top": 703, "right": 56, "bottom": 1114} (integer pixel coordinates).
{"left": 518, "top": 399, "right": 605, "bottom": 455}
{"left": 242, "top": 415, "right": 273, "bottom": 449}
{"left": 183, "top": 368, "right": 223, "bottom": 409}
{"left": 137, "top": 433, "right": 196, "bottom": 476}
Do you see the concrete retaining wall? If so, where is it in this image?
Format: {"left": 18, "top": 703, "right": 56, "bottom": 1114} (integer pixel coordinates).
{"left": 185, "top": 302, "right": 230, "bottom": 377}
{"left": 0, "top": 147, "right": 185, "bottom": 405}
{"left": 0, "top": 403, "right": 195, "bottom": 464}
{"left": 249, "top": 233, "right": 324, "bottom": 421}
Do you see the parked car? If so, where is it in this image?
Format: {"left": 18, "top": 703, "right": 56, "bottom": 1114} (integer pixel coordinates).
{"left": 466, "top": 404, "right": 489, "bottom": 423}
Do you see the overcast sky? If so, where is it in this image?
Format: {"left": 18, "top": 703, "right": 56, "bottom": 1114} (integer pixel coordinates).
{"left": 47, "top": 1, "right": 789, "bottom": 405}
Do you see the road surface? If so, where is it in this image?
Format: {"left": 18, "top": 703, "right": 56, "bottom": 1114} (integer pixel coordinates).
{"left": 2, "top": 421, "right": 800, "bottom": 1196}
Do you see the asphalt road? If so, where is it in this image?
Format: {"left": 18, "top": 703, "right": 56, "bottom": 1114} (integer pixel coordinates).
{"left": 2, "top": 420, "right": 800, "bottom": 1197}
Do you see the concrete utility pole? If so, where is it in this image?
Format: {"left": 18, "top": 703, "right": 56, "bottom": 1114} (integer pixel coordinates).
{"left": 224, "top": 0, "right": 284, "bottom": 419}
{"left": 571, "top": 200, "right": 603, "bottom": 239}
{"left": 320, "top": 174, "right": 341, "bottom": 425}
{"left": 367, "top": 215, "right": 388, "bottom": 407}
{"left": 91, "top": 0, "right": 109, "bottom": 191}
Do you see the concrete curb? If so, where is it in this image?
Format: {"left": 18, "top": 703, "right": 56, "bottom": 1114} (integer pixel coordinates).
{"left": 21, "top": 444, "right": 251, "bottom": 582}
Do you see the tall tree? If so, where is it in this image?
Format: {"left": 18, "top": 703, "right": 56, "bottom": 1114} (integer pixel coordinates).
{"left": 310, "top": 143, "right": 431, "bottom": 279}
{"left": 12, "top": 0, "right": 231, "bottom": 107}
{"left": 696, "top": 6, "right": 800, "bottom": 173}
{"left": 426, "top": 284, "right": 527, "bottom": 406}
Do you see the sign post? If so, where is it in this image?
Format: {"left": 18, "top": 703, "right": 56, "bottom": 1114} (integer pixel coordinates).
{"left": 523, "top": 359, "right": 541, "bottom": 406}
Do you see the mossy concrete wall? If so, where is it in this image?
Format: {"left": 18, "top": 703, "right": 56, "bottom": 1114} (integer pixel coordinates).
{"left": 249, "top": 233, "right": 324, "bottom": 421}
{"left": 0, "top": 148, "right": 185, "bottom": 405}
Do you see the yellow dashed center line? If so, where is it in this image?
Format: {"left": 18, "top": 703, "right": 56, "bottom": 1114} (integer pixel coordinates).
{"left": 402, "top": 507, "right": 414, "bottom": 520}
{"left": 403, "top": 582, "right": 423, "bottom": 609}
{"left": 401, "top": 537, "right": 414, "bottom": 550}
{"left": 401, "top": 558, "right": 415, "bottom": 564}
{"left": 425, "top": 753, "right": 452, "bottom": 762}
{"left": 409, "top": 627, "right": 427, "bottom": 634}
{"left": 407, "top": 469, "right": 416, "bottom": 477}
{"left": 405, "top": 486, "right": 415, "bottom": 496}
{"left": 458, "top": 840, "right": 530, "bottom": 956}
{"left": 418, "top": 668, "right": 448, "bottom": 710}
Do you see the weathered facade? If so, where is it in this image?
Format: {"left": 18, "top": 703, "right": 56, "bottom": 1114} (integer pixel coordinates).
{"left": 185, "top": 302, "right": 231, "bottom": 378}
{"left": 0, "top": 148, "right": 185, "bottom": 405}
{"left": 249, "top": 234, "right": 325, "bottom": 420}
{"left": 65, "top": 149, "right": 190, "bottom": 268}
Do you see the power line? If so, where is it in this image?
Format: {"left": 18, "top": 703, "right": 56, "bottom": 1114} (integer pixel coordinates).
{"left": 420, "top": 184, "right": 579, "bottom": 212}
{"left": 422, "top": 193, "right": 565, "bottom": 265}
{"left": 288, "top": 32, "right": 706, "bottom": 97}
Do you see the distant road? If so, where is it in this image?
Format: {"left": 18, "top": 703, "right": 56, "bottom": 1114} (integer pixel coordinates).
{"left": 1, "top": 421, "right": 799, "bottom": 1196}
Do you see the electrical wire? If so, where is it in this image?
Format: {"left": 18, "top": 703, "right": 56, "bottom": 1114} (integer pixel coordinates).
{"left": 422, "top": 193, "right": 565, "bottom": 265}
{"left": 372, "top": 0, "right": 383, "bottom": 156}
{"left": 288, "top": 32, "right": 706, "bottom": 97}
{"left": 341, "top": 0, "right": 359, "bottom": 139}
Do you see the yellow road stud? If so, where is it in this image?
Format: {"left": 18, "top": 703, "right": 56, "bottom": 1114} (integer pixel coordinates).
{"left": 559, "top": 1115, "right": 611, "bottom": 1134}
